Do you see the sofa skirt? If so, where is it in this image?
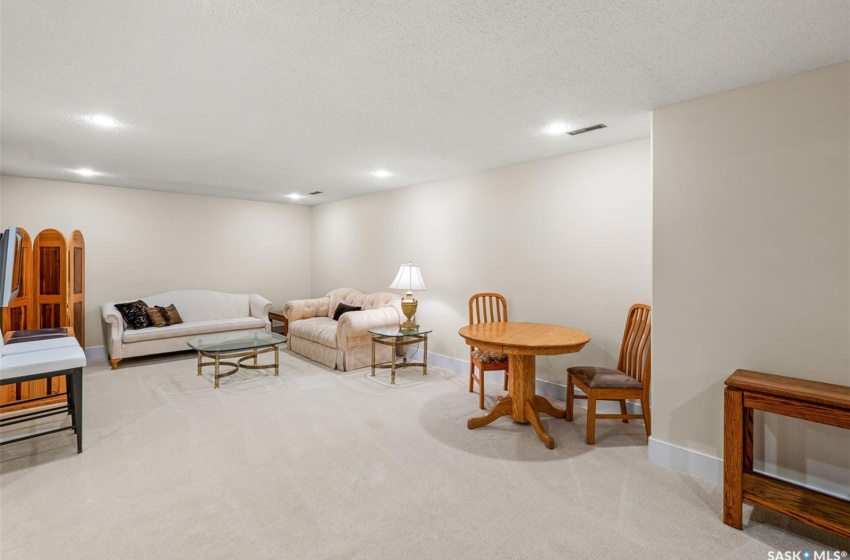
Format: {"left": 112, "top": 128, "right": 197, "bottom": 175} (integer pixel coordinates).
{"left": 289, "top": 336, "right": 393, "bottom": 371}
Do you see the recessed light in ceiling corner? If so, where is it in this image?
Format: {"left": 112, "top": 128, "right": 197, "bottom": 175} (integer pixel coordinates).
{"left": 84, "top": 114, "right": 119, "bottom": 128}
{"left": 73, "top": 167, "right": 99, "bottom": 177}
{"left": 542, "top": 121, "right": 572, "bottom": 136}
{"left": 371, "top": 169, "right": 393, "bottom": 178}
{"left": 285, "top": 193, "right": 304, "bottom": 200}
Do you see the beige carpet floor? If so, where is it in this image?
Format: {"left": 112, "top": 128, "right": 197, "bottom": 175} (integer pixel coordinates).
{"left": 1, "top": 350, "right": 847, "bottom": 560}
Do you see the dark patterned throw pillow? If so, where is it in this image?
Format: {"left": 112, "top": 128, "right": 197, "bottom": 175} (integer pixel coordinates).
{"left": 115, "top": 300, "right": 153, "bottom": 330}
{"left": 333, "top": 303, "right": 362, "bottom": 321}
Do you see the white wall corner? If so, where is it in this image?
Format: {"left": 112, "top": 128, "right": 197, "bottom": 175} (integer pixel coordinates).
{"left": 647, "top": 437, "right": 723, "bottom": 484}
{"left": 84, "top": 345, "right": 108, "bottom": 364}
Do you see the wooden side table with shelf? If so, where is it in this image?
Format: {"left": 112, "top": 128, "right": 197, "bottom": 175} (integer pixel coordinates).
{"left": 723, "top": 369, "right": 850, "bottom": 538}
{"left": 268, "top": 310, "right": 288, "bottom": 336}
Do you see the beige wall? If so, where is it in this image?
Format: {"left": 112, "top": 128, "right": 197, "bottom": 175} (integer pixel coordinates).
{"left": 311, "top": 139, "right": 652, "bottom": 383}
{"left": 0, "top": 176, "right": 312, "bottom": 349}
{"left": 653, "top": 62, "right": 850, "bottom": 495}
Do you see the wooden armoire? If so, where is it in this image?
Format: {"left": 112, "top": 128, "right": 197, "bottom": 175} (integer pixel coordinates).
{"left": 1, "top": 227, "right": 85, "bottom": 411}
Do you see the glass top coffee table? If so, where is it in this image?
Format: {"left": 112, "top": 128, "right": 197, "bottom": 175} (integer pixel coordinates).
{"left": 368, "top": 326, "right": 432, "bottom": 385}
{"left": 187, "top": 332, "right": 287, "bottom": 388}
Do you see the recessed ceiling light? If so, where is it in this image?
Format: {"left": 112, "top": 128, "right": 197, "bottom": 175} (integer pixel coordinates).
{"left": 74, "top": 168, "right": 98, "bottom": 177}
{"left": 371, "top": 169, "right": 393, "bottom": 178}
{"left": 85, "top": 114, "right": 119, "bottom": 128}
{"left": 285, "top": 193, "right": 304, "bottom": 200}
{"left": 543, "top": 122, "right": 572, "bottom": 136}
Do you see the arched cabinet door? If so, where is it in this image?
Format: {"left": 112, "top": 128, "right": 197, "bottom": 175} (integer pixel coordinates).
{"left": 32, "top": 228, "right": 68, "bottom": 330}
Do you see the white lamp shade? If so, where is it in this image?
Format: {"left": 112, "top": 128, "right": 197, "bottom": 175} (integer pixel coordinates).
{"left": 389, "top": 262, "right": 427, "bottom": 291}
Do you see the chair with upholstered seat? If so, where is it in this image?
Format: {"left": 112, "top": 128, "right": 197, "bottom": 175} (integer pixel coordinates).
{"left": 566, "top": 303, "right": 651, "bottom": 444}
{"left": 468, "top": 293, "right": 510, "bottom": 410}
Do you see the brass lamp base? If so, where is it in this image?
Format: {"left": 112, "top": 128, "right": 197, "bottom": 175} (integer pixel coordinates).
{"left": 399, "top": 293, "right": 419, "bottom": 331}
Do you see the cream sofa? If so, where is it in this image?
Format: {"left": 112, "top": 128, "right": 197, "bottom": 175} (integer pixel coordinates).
{"left": 102, "top": 289, "right": 272, "bottom": 369}
{"left": 284, "top": 288, "right": 403, "bottom": 371}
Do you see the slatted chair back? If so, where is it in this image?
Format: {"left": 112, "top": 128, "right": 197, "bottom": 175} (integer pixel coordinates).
{"left": 616, "top": 304, "right": 651, "bottom": 385}
{"left": 469, "top": 293, "right": 508, "bottom": 325}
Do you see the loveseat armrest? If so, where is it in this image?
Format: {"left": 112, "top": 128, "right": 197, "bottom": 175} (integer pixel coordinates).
{"left": 284, "top": 297, "right": 330, "bottom": 323}
{"left": 337, "top": 307, "right": 401, "bottom": 348}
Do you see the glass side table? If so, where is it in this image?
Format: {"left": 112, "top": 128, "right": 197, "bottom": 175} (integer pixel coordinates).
{"left": 368, "top": 326, "right": 432, "bottom": 384}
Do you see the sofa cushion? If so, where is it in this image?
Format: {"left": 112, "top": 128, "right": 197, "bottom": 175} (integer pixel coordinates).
{"left": 143, "top": 290, "right": 249, "bottom": 323}
{"left": 122, "top": 317, "right": 265, "bottom": 343}
{"left": 289, "top": 317, "right": 338, "bottom": 348}
{"left": 360, "top": 292, "right": 400, "bottom": 311}
{"left": 327, "top": 288, "right": 362, "bottom": 318}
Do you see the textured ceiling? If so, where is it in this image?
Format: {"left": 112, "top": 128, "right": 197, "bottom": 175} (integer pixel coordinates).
{"left": 1, "top": 1, "right": 848, "bottom": 205}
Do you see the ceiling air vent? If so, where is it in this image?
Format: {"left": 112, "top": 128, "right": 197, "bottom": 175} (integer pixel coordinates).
{"left": 568, "top": 124, "right": 607, "bottom": 136}
{"left": 308, "top": 191, "right": 323, "bottom": 195}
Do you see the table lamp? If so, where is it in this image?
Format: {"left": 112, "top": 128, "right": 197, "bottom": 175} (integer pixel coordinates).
{"left": 389, "top": 261, "right": 427, "bottom": 331}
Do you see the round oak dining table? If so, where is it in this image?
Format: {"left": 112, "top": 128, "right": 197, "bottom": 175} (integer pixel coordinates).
{"left": 458, "top": 322, "right": 591, "bottom": 449}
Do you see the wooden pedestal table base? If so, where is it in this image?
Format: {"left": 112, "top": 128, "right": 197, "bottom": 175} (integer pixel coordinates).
{"left": 460, "top": 322, "right": 590, "bottom": 449}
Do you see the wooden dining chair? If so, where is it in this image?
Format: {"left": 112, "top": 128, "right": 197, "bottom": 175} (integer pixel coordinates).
{"left": 566, "top": 304, "right": 651, "bottom": 445}
{"left": 468, "top": 293, "right": 509, "bottom": 410}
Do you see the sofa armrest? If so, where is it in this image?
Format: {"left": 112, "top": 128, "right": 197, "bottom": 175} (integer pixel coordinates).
{"left": 337, "top": 307, "right": 401, "bottom": 348}
{"left": 284, "top": 297, "right": 330, "bottom": 323}
{"left": 249, "top": 294, "right": 273, "bottom": 332}
{"left": 249, "top": 294, "right": 273, "bottom": 319}
{"left": 101, "top": 303, "right": 125, "bottom": 345}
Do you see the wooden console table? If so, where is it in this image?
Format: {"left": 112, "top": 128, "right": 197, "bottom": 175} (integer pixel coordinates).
{"left": 723, "top": 369, "right": 850, "bottom": 537}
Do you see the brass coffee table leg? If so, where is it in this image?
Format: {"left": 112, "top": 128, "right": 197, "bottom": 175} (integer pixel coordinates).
{"left": 274, "top": 346, "right": 279, "bottom": 376}
{"left": 391, "top": 338, "right": 397, "bottom": 385}
{"left": 214, "top": 353, "right": 221, "bottom": 389}
{"left": 197, "top": 352, "right": 202, "bottom": 376}
{"left": 423, "top": 335, "right": 428, "bottom": 376}
{"left": 371, "top": 338, "right": 376, "bottom": 377}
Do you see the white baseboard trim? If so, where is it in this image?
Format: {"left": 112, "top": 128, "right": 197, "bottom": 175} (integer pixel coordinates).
{"left": 647, "top": 437, "right": 848, "bottom": 499}
{"left": 648, "top": 437, "right": 723, "bottom": 484}
{"left": 84, "top": 345, "right": 108, "bottom": 363}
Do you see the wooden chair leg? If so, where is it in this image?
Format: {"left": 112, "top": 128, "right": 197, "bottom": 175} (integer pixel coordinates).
{"left": 566, "top": 374, "right": 574, "bottom": 422}
{"left": 478, "top": 369, "right": 485, "bottom": 410}
{"left": 641, "top": 396, "right": 651, "bottom": 438}
{"left": 110, "top": 358, "right": 121, "bottom": 370}
{"left": 619, "top": 400, "right": 629, "bottom": 423}
{"left": 586, "top": 392, "right": 597, "bottom": 445}
{"left": 469, "top": 361, "right": 475, "bottom": 393}
{"left": 503, "top": 369, "right": 509, "bottom": 391}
